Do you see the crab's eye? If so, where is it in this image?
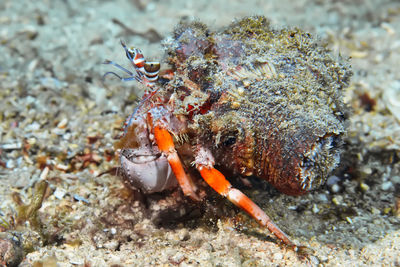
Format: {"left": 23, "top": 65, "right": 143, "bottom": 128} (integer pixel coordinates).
{"left": 144, "top": 62, "right": 160, "bottom": 73}
{"left": 223, "top": 136, "right": 236, "bottom": 146}
{"left": 126, "top": 50, "right": 135, "bottom": 60}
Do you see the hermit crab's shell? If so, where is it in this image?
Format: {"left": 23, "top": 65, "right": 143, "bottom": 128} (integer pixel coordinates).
{"left": 165, "top": 16, "right": 351, "bottom": 195}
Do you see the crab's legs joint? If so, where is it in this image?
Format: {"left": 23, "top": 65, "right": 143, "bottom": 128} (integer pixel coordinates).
{"left": 152, "top": 125, "right": 200, "bottom": 201}
{"left": 194, "top": 145, "right": 298, "bottom": 247}
{"left": 151, "top": 122, "right": 298, "bottom": 247}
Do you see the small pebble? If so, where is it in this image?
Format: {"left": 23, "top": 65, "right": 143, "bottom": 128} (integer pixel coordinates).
{"left": 70, "top": 259, "right": 84, "bottom": 265}
{"left": 110, "top": 228, "right": 117, "bottom": 235}
{"left": 6, "top": 160, "right": 15, "bottom": 169}
{"left": 319, "top": 255, "right": 328, "bottom": 262}
{"left": 312, "top": 204, "right": 320, "bottom": 214}
{"left": 381, "top": 22, "right": 395, "bottom": 35}
{"left": 327, "top": 176, "right": 341, "bottom": 193}
{"left": 57, "top": 118, "right": 68, "bottom": 129}
{"left": 360, "top": 166, "right": 372, "bottom": 175}
{"left": 360, "top": 182, "right": 370, "bottom": 192}
{"left": 25, "top": 122, "right": 41, "bottom": 131}
{"left": 371, "top": 207, "right": 380, "bottom": 215}
{"left": 309, "top": 255, "right": 320, "bottom": 265}
{"left": 26, "top": 137, "right": 37, "bottom": 145}
{"left": 103, "top": 240, "right": 119, "bottom": 250}
{"left": 52, "top": 127, "right": 66, "bottom": 135}
{"left": 171, "top": 252, "right": 184, "bottom": 263}
{"left": 331, "top": 184, "right": 340, "bottom": 193}
{"left": 391, "top": 175, "right": 400, "bottom": 183}
{"left": 53, "top": 187, "right": 66, "bottom": 199}
{"left": 383, "top": 207, "right": 392, "bottom": 215}
{"left": 73, "top": 194, "right": 90, "bottom": 204}
{"left": 316, "top": 193, "right": 328, "bottom": 203}
{"left": 27, "top": 59, "right": 39, "bottom": 73}
{"left": 332, "top": 196, "right": 342, "bottom": 206}
{"left": 381, "top": 181, "right": 393, "bottom": 191}
{"left": 1, "top": 142, "right": 22, "bottom": 150}
{"left": 273, "top": 253, "right": 283, "bottom": 260}
{"left": 178, "top": 229, "right": 190, "bottom": 241}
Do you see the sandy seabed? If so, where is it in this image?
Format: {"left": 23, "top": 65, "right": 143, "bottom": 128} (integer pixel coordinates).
{"left": 0, "top": 0, "right": 400, "bottom": 266}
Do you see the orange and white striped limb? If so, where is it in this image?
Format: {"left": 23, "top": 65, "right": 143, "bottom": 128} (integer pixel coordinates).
{"left": 151, "top": 120, "right": 297, "bottom": 247}
{"left": 152, "top": 125, "right": 200, "bottom": 201}
{"left": 197, "top": 164, "right": 297, "bottom": 248}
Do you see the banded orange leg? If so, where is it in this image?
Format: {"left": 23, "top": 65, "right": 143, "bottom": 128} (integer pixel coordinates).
{"left": 197, "top": 165, "right": 298, "bottom": 248}
{"left": 152, "top": 125, "right": 200, "bottom": 201}
{"left": 152, "top": 121, "right": 297, "bottom": 248}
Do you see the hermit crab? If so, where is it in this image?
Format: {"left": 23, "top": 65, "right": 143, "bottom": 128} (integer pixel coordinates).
{"left": 103, "top": 16, "right": 351, "bottom": 249}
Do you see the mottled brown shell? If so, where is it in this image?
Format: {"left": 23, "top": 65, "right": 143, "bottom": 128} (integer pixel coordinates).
{"left": 163, "top": 16, "right": 351, "bottom": 195}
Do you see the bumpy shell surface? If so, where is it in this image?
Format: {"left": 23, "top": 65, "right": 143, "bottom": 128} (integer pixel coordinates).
{"left": 164, "top": 16, "right": 351, "bottom": 195}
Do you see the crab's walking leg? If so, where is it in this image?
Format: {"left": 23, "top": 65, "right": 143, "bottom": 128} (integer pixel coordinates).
{"left": 152, "top": 125, "right": 200, "bottom": 201}
{"left": 199, "top": 166, "right": 297, "bottom": 247}
{"left": 195, "top": 148, "right": 297, "bottom": 248}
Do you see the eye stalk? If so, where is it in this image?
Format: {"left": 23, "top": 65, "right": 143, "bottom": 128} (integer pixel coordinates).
{"left": 125, "top": 47, "right": 143, "bottom": 61}
{"left": 144, "top": 62, "right": 161, "bottom": 74}
{"left": 125, "top": 49, "right": 134, "bottom": 61}
{"left": 103, "top": 40, "right": 160, "bottom": 87}
{"left": 120, "top": 40, "right": 135, "bottom": 61}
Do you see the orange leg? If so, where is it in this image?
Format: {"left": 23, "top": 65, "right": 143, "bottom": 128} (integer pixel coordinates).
{"left": 151, "top": 119, "right": 297, "bottom": 247}
{"left": 152, "top": 125, "right": 200, "bottom": 201}
{"left": 198, "top": 165, "right": 298, "bottom": 248}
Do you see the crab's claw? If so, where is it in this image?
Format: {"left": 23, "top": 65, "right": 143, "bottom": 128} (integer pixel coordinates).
{"left": 120, "top": 148, "right": 178, "bottom": 194}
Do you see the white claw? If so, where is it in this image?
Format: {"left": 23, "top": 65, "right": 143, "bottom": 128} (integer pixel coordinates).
{"left": 120, "top": 148, "right": 177, "bottom": 193}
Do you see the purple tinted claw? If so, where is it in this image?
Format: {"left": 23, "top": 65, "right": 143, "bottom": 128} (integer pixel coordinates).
{"left": 120, "top": 148, "right": 178, "bottom": 194}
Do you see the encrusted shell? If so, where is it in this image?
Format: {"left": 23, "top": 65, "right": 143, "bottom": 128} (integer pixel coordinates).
{"left": 164, "top": 16, "right": 351, "bottom": 195}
